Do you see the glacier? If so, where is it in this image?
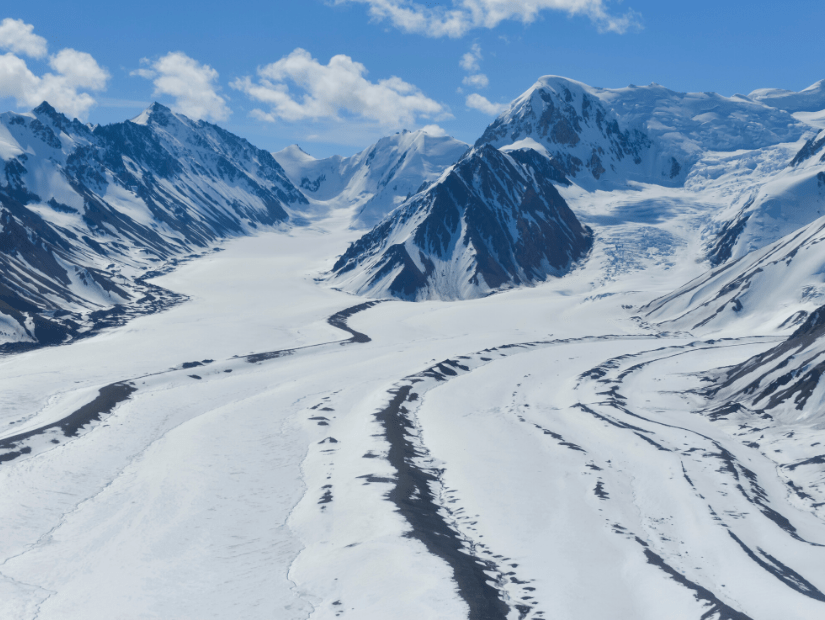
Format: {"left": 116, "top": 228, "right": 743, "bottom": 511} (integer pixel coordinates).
{"left": 1, "top": 74, "right": 825, "bottom": 620}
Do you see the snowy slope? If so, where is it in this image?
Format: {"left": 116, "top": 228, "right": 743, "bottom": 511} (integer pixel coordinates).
{"left": 329, "top": 145, "right": 592, "bottom": 300}
{"left": 750, "top": 79, "right": 825, "bottom": 113}
{"left": 0, "top": 102, "right": 307, "bottom": 348}
{"left": 710, "top": 304, "right": 825, "bottom": 422}
{"left": 705, "top": 130, "right": 825, "bottom": 264}
{"left": 476, "top": 76, "right": 807, "bottom": 189}
{"left": 640, "top": 208, "right": 825, "bottom": 335}
{"left": 274, "top": 129, "right": 468, "bottom": 227}
{"left": 7, "top": 73, "right": 825, "bottom": 620}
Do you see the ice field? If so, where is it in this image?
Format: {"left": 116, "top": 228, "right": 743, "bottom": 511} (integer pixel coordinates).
{"left": 3, "top": 167, "right": 825, "bottom": 619}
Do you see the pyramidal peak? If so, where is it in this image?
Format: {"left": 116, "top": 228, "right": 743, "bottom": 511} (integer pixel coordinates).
{"left": 130, "top": 102, "right": 176, "bottom": 126}
{"left": 277, "top": 144, "right": 317, "bottom": 163}
{"left": 32, "top": 101, "right": 63, "bottom": 119}
{"left": 30, "top": 101, "right": 90, "bottom": 136}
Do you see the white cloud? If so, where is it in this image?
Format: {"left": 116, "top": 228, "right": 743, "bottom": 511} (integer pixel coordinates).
{"left": 337, "top": 0, "right": 640, "bottom": 37}
{"left": 420, "top": 123, "right": 447, "bottom": 136}
{"left": 249, "top": 108, "right": 277, "bottom": 123}
{"left": 459, "top": 43, "right": 482, "bottom": 72}
{"left": 466, "top": 93, "right": 507, "bottom": 115}
{"left": 0, "top": 23, "right": 109, "bottom": 120}
{"left": 132, "top": 52, "right": 230, "bottom": 122}
{"left": 232, "top": 48, "right": 447, "bottom": 129}
{"left": 459, "top": 43, "right": 488, "bottom": 90}
{"left": 463, "top": 73, "right": 489, "bottom": 88}
{"left": 0, "top": 18, "right": 48, "bottom": 59}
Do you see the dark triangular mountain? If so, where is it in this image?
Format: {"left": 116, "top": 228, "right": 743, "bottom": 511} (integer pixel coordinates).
{"left": 329, "top": 145, "right": 592, "bottom": 300}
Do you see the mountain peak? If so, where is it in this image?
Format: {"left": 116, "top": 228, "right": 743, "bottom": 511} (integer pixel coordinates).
{"left": 33, "top": 101, "right": 58, "bottom": 116}
{"left": 130, "top": 102, "right": 176, "bottom": 126}
{"left": 330, "top": 139, "right": 591, "bottom": 300}
{"left": 32, "top": 101, "right": 72, "bottom": 125}
{"left": 276, "top": 144, "right": 316, "bottom": 162}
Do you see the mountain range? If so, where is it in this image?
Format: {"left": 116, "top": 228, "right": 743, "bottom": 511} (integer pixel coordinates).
{"left": 5, "top": 74, "right": 825, "bottom": 620}
{"left": 0, "top": 102, "right": 305, "bottom": 349}
{"left": 2, "top": 75, "right": 825, "bottom": 348}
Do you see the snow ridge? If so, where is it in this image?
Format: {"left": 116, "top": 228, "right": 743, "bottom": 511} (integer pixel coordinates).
{"left": 274, "top": 129, "right": 468, "bottom": 227}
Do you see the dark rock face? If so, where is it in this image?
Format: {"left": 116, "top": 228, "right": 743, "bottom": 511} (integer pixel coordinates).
{"left": 475, "top": 81, "right": 651, "bottom": 185}
{"left": 706, "top": 201, "right": 754, "bottom": 267}
{"left": 790, "top": 130, "right": 825, "bottom": 167}
{"left": 331, "top": 145, "right": 592, "bottom": 301}
{"left": 712, "top": 302, "right": 825, "bottom": 413}
{"left": 0, "top": 101, "right": 307, "bottom": 349}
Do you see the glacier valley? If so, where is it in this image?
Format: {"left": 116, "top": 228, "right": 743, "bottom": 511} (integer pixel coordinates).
{"left": 2, "top": 76, "right": 825, "bottom": 620}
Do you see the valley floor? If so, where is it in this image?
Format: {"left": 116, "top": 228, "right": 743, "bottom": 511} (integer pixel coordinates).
{"left": 2, "top": 186, "right": 825, "bottom": 619}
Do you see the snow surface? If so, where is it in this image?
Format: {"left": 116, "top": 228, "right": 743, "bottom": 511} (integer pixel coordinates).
{"left": 751, "top": 79, "right": 825, "bottom": 114}
{"left": 3, "top": 181, "right": 825, "bottom": 618}
{"left": 4, "top": 76, "right": 825, "bottom": 619}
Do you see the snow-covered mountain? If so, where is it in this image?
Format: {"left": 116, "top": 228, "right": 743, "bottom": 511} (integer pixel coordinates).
{"left": 640, "top": 204, "right": 825, "bottom": 336}
{"left": 273, "top": 129, "right": 468, "bottom": 227}
{"left": 329, "top": 144, "right": 592, "bottom": 300}
{"left": 710, "top": 304, "right": 825, "bottom": 422}
{"left": 475, "top": 76, "right": 807, "bottom": 189}
{"left": 751, "top": 79, "right": 825, "bottom": 114}
{"left": 8, "top": 74, "right": 825, "bottom": 620}
{"left": 475, "top": 77, "right": 655, "bottom": 187}
{"left": 0, "top": 102, "right": 306, "bottom": 348}
{"left": 705, "top": 130, "right": 825, "bottom": 264}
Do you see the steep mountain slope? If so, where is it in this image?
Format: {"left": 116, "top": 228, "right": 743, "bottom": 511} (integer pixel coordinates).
{"left": 329, "top": 145, "right": 592, "bottom": 300}
{"left": 0, "top": 102, "right": 306, "bottom": 348}
{"left": 639, "top": 209, "right": 825, "bottom": 335}
{"left": 705, "top": 130, "right": 825, "bottom": 264}
{"left": 274, "top": 129, "right": 468, "bottom": 227}
{"left": 475, "top": 76, "right": 807, "bottom": 189}
{"left": 474, "top": 77, "right": 655, "bottom": 187}
{"left": 710, "top": 304, "right": 825, "bottom": 421}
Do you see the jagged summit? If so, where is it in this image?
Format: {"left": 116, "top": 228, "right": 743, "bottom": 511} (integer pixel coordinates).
{"left": 476, "top": 75, "right": 806, "bottom": 188}
{"left": 130, "top": 102, "right": 177, "bottom": 126}
{"left": 329, "top": 144, "right": 592, "bottom": 301}
{"left": 274, "top": 128, "right": 469, "bottom": 226}
{"left": 32, "top": 101, "right": 62, "bottom": 118}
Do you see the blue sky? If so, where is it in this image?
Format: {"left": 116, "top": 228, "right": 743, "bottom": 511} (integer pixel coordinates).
{"left": 1, "top": 0, "right": 823, "bottom": 158}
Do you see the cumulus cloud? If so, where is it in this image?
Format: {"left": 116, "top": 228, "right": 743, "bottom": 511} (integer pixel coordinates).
{"left": 466, "top": 93, "right": 507, "bottom": 115}
{"left": 132, "top": 52, "right": 230, "bottom": 122}
{"left": 459, "top": 43, "right": 489, "bottom": 89}
{"left": 336, "top": 0, "right": 641, "bottom": 37}
{"left": 0, "top": 18, "right": 48, "bottom": 58}
{"left": 232, "top": 48, "right": 446, "bottom": 128}
{"left": 459, "top": 43, "right": 482, "bottom": 72}
{"left": 0, "top": 21, "right": 109, "bottom": 119}
{"left": 463, "top": 74, "right": 489, "bottom": 88}
{"left": 420, "top": 123, "right": 447, "bottom": 136}
{"left": 461, "top": 73, "right": 490, "bottom": 88}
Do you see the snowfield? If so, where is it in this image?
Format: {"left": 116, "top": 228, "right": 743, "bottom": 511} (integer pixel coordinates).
{"left": 2, "top": 178, "right": 825, "bottom": 619}
{"left": 3, "top": 76, "right": 825, "bottom": 619}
